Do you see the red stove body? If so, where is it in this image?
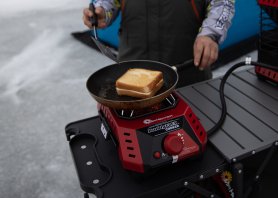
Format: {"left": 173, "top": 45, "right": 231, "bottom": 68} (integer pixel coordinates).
{"left": 98, "top": 92, "right": 207, "bottom": 173}
{"left": 255, "top": 66, "right": 278, "bottom": 84}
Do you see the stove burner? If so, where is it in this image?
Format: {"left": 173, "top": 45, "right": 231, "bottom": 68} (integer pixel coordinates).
{"left": 115, "top": 94, "right": 178, "bottom": 119}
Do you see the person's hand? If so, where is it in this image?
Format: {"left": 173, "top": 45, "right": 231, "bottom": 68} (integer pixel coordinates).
{"left": 193, "top": 36, "right": 219, "bottom": 70}
{"left": 83, "top": 6, "right": 107, "bottom": 29}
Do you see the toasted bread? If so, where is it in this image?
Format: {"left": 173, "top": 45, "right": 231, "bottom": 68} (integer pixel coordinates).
{"left": 116, "top": 68, "right": 164, "bottom": 98}
{"left": 116, "top": 79, "right": 164, "bottom": 99}
{"left": 116, "top": 68, "right": 163, "bottom": 93}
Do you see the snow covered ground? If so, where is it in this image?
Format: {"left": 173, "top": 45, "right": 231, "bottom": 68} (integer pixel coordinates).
{"left": 0, "top": 1, "right": 257, "bottom": 198}
{"left": 0, "top": 0, "right": 86, "bottom": 16}
{"left": 0, "top": 1, "right": 113, "bottom": 198}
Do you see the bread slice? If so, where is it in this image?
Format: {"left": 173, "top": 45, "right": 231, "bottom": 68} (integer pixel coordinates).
{"left": 116, "top": 68, "right": 163, "bottom": 93}
{"left": 116, "top": 79, "right": 164, "bottom": 99}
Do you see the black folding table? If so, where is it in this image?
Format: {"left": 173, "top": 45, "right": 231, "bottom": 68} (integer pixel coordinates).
{"left": 65, "top": 68, "right": 278, "bottom": 198}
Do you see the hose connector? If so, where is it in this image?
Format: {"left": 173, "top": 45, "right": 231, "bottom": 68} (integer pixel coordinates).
{"left": 245, "top": 56, "right": 252, "bottom": 65}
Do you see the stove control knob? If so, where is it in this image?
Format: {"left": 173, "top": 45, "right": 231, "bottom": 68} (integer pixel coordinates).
{"left": 163, "top": 134, "right": 183, "bottom": 155}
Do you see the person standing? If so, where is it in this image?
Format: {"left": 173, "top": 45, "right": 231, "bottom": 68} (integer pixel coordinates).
{"left": 83, "top": 0, "right": 235, "bottom": 87}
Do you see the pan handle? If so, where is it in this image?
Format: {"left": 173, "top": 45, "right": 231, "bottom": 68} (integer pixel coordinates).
{"left": 171, "top": 59, "right": 194, "bottom": 72}
{"left": 89, "top": 3, "right": 98, "bottom": 27}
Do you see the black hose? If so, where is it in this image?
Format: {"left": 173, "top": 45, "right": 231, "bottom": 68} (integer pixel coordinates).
{"left": 207, "top": 61, "right": 277, "bottom": 136}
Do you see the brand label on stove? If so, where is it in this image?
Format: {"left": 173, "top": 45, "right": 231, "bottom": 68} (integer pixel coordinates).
{"left": 139, "top": 117, "right": 183, "bottom": 136}
{"left": 143, "top": 115, "right": 173, "bottom": 125}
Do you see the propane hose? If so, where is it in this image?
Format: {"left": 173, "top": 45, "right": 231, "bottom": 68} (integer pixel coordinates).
{"left": 207, "top": 57, "right": 278, "bottom": 136}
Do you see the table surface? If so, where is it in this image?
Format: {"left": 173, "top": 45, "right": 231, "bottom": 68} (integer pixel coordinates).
{"left": 177, "top": 68, "right": 278, "bottom": 162}
{"left": 66, "top": 68, "right": 278, "bottom": 198}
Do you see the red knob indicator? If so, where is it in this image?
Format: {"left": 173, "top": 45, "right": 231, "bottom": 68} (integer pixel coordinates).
{"left": 163, "top": 134, "right": 183, "bottom": 155}
{"left": 153, "top": 151, "right": 161, "bottom": 159}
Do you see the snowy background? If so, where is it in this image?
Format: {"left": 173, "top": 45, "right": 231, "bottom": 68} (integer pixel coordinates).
{"left": 0, "top": 0, "right": 85, "bottom": 16}
{"left": 0, "top": 1, "right": 256, "bottom": 198}
{"left": 0, "top": 1, "right": 114, "bottom": 198}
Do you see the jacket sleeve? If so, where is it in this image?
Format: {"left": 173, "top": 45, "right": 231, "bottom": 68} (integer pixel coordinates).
{"left": 93, "top": 0, "right": 120, "bottom": 26}
{"left": 198, "top": 0, "right": 235, "bottom": 44}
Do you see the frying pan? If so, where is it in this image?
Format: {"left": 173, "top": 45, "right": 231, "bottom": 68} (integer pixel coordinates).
{"left": 86, "top": 59, "right": 194, "bottom": 109}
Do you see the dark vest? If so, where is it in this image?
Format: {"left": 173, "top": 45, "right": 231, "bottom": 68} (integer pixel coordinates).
{"left": 118, "top": 0, "right": 212, "bottom": 87}
{"left": 118, "top": 0, "right": 205, "bottom": 64}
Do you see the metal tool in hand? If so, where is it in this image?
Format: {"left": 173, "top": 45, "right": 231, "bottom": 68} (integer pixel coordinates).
{"left": 89, "top": 3, "right": 117, "bottom": 62}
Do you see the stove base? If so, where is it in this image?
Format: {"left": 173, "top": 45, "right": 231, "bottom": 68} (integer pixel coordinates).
{"left": 65, "top": 116, "right": 225, "bottom": 198}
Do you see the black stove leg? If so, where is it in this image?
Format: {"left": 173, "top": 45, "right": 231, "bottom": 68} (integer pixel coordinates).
{"left": 232, "top": 163, "right": 243, "bottom": 198}
{"left": 183, "top": 180, "right": 221, "bottom": 198}
{"left": 244, "top": 142, "right": 278, "bottom": 198}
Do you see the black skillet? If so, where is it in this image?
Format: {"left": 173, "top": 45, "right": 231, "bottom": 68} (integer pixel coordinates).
{"left": 86, "top": 59, "right": 194, "bottom": 109}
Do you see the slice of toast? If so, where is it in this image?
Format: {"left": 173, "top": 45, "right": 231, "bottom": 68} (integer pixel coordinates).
{"left": 116, "top": 79, "right": 164, "bottom": 99}
{"left": 116, "top": 68, "right": 163, "bottom": 93}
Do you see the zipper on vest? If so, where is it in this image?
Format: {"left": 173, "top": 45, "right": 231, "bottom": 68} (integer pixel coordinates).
{"left": 158, "top": 0, "right": 162, "bottom": 62}
{"left": 120, "top": 0, "right": 128, "bottom": 45}
{"left": 145, "top": 0, "right": 150, "bottom": 59}
{"left": 189, "top": 0, "right": 201, "bottom": 22}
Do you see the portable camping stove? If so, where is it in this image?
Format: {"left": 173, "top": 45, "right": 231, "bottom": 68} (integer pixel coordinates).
{"left": 256, "top": 0, "right": 278, "bottom": 84}
{"left": 98, "top": 92, "right": 207, "bottom": 173}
